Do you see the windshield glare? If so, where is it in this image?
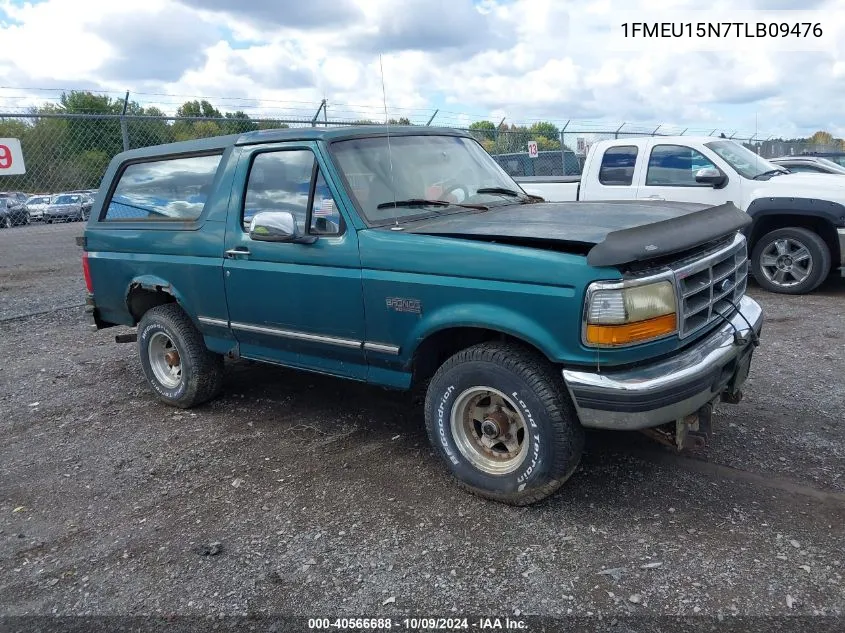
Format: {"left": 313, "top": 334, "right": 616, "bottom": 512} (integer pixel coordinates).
{"left": 330, "top": 135, "right": 525, "bottom": 225}
{"left": 704, "top": 140, "right": 780, "bottom": 179}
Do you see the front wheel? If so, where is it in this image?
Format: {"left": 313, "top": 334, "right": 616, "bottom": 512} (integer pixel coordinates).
{"left": 1, "top": 215, "right": 10, "bottom": 229}
{"left": 138, "top": 304, "right": 224, "bottom": 408}
{"left": 751, "top": 227, "right": 830, "bottom": 294}
{"left": 424, "top": 342, "right": 584, "bottom": 505}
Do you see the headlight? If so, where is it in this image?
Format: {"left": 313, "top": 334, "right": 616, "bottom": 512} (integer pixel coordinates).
{"left": 584, "top": 279, "right": 677, "bottom": 347}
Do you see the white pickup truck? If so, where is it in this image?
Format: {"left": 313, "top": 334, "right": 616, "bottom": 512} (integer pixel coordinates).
{"left": 515, "top": 136, "right": 845, "bottom": 295}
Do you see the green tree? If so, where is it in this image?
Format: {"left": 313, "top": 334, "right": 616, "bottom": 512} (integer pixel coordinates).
{"left": 468, "top": 120, "right": 497, "bottom": 141}
{"left": 528, "top": 121, "right": 559, "bottom": 141}
{"left": 222, "top": 111, "right": 259, "bottom": 135}
{"left": 176, "top": 99, "right": 223, "bottom": 119}
{"left": 535, "top": 135, "right": 561, "bottom": 151}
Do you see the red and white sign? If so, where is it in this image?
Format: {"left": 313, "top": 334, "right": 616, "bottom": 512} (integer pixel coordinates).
{"left": 0, "top": 138, "right": 26, "bottom": 175}
{"left": 527, "top": 141, "right": 538, "bottom": 158}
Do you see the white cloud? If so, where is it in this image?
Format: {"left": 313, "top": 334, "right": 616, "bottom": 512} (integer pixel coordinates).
{"left": 0, "top": 0, "right": 844, "bottom": 136}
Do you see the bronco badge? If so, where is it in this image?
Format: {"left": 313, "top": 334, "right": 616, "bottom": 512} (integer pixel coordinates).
{"left": 386, "top": 297, "right": 422, "bottom": 314}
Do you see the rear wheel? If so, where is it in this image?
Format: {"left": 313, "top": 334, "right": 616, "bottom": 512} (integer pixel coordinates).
{"left": 138, "top": 304, "right": 224, "bottom": 408}
{"left": 751, "top": 227, "right": 830, "bottom": 294}
{"left": 424, "top": 341, "right": 584, "bottom": 505}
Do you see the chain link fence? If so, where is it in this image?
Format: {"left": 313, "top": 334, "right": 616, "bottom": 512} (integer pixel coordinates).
{"left": 2, "top": 112, "right": 844, "bottom": 223}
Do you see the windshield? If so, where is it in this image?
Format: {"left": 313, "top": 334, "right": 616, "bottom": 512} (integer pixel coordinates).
{"left": 54, "top": 195, "right": 78, "bottom": 204}
{"left": 27, "top": 196, "right": 48, "bottom": 204}
{"left": 704, "top": 140, "right": 782, "bottom": 179}
{"left": 812, "top": 157, "right": 845, "bottom": 172}
{"left": 329, "top": 134, "right": 527, "bottom": 225}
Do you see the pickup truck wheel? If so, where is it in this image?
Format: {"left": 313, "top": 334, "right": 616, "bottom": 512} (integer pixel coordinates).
{"left": 424, "top": 342, "right": 584, "bottom": 506}
{"left": 137, "top": 304, "right": 224, "bottom": 408}
{"left": 751, "top": 227, "right": 830, "bottom": 294}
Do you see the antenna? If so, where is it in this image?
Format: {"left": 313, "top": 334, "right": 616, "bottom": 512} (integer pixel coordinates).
{"left": 379, "top": 54, "right": 400, "bottom": 229}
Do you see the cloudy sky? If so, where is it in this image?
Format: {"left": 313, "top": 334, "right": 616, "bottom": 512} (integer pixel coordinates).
{"left": 0, "top": 0, "right": 843, "bottom": 137}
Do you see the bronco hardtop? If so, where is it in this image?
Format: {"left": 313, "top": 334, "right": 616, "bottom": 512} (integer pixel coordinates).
{"left": 81, "top": 125, "right": 763, "bottom": 505}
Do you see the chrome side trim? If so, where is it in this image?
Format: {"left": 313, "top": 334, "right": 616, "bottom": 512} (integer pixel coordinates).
{"left": 837, "top": 228, "right": 845, "bottom": 267}
{"left": 363, "top": 342, "right": 401, "bottom": 355}
{"left": 198, "top": 316, "right": 230, "bottom": 328}
{"left": 229, "top": 321, "right": 362, "bottom": 349}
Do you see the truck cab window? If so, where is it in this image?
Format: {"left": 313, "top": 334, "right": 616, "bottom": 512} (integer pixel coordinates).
{"left": 646, "top": 145, "right": 717, "bottom": 186}
{"left": 598, "top": 146, "right": 638, "bottom": 186}
{"left": 243, "top": 150, "right": 314, "bottom": 231}
{"left": 243, "top": 149, "right": 343, "bottom": 236}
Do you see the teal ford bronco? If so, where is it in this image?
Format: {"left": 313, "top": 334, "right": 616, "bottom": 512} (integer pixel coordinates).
{"left": 82, "top": 126, "right": 763, "bottom": 505}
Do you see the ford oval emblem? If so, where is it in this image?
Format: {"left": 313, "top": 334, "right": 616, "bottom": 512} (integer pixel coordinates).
{"left": 719, "top": 278, "right": 733, "bottom": 293}
{"left": 645, "top": 244, "right": 658, "bottom": 252}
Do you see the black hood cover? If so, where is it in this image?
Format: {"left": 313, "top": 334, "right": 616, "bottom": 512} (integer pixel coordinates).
{"left": 402, "top": 200, "right": 750, "bottom": 267}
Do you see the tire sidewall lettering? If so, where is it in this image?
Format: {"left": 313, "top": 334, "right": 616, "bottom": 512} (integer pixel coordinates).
{"left": 431, "top": 373, "right": 549, "bottom": 491}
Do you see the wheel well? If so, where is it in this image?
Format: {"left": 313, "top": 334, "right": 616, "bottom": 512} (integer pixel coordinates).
{"left": 750, "top": 214, "right": 840, "bottom": 268}
{"left": 410, "top": 327, "right": 547, "bottom": 387}
{"left": 127, "top": 284, "right": 177, "bottom": 324}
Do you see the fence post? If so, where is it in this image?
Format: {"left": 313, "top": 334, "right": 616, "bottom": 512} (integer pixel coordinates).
{"left": 120, "top": 91, "right": 130, "bottom": 151}
{"left": 311, "top": 99, "right": 326, "bottom": 127}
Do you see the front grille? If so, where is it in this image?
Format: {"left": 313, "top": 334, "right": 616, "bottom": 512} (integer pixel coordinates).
{"left": 673, "top": 234, "right": 748, "bottom": 338}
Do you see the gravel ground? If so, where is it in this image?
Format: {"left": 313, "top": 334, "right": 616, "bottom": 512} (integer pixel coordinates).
{"left": 1, "top": 222, "right": 843, "bottom": 628}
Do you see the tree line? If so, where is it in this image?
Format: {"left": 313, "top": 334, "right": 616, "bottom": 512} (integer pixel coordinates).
{"left": 0, "top": 91, "right": 292, "bottom": 193}
{"left": 1, "top": 90, "right": 843, "bottom": 194}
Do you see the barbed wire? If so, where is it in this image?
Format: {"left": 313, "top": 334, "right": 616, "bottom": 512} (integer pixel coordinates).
{"left": 0, "top": 86, "right": 787, "bottom": 140}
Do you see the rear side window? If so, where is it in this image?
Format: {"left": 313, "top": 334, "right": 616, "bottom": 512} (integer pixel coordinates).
{"left": 104, "top": 154, "right": 222, "bottom": 221}
{"left": 599, "top": 146, "right": 638, "bottom": 185}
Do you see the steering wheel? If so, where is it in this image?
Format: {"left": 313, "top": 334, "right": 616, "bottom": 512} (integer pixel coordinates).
{"left": 440, "top": 182, "right": 470, "bottom": 203}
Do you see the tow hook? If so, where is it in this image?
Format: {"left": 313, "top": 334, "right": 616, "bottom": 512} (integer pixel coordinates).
{"left": 640, "top": 401, "right": 714, "bottom": 452}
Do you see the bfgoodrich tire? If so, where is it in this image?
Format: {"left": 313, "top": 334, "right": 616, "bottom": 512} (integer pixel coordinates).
{"left": 137, "top": 304, "right": 224, "bottom": 408}
{"left": 424, "top": 342, "right": 584, "bottom": 505}
{"left": 751, "top": 227, "right": 830, "bottom": 295}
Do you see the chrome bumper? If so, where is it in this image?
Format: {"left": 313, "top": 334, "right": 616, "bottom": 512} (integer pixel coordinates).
{"left": 563, "top": 295, "right": 763, "bottom": 430}
{"left": 838, "top": 228, "right": 845, "bottom": 272}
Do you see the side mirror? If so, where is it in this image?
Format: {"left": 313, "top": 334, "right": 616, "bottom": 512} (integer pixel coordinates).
{"left": 248, "top": 211, "right": 316, "bottom": 244}
{"left": 695, "top": 167, "right": 726, "bottom": 187}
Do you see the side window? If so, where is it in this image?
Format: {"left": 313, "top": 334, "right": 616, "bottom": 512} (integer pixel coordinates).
{"left": 309, "top": 170, "right": 342, "bottom": 236}
{"left": 104, "top": 154, "right": 222, "bottom": 221}
{"left": 243, "top": 150, "right": 343, "bottom": 236}
{"left": 244, "top": 150, "right": 314, "bottom": 231}
{"left": 599, "top": 146, "right": 638, "bottom": 186}
{"left": 646, "top": 145, "right": 717, "bottom": 186}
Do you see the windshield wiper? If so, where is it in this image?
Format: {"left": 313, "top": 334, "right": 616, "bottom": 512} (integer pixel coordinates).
{"left": 376, "top": 198, "right": 487, "bottom": 210}
{"left": 476, "top": 187, "right": 525, "bottom": 198}
{"left": 753, "top": 169, "right": 787, "bottom": 180}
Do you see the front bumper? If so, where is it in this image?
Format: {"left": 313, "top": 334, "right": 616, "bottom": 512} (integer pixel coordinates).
{"left": 563, "top": 295, "right": 763, "bottom": 430}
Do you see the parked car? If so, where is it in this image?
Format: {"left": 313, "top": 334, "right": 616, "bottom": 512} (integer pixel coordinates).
{"left": 44, "top": 193, "right": 86, "bottom": 223}
{"left": 25, "top": 194, "right": 53, "bottom": 222}
{"left": 514, "top": 136, "right": 845, "bottom": 295}
{"left": 0, "top": 191, "right": 29, "bottom": 227}
{"left": 769, "top": 156, "right": 845, "bottom": 175}
{"left": 82, "top": 126, "right": 763, "bottom": 505}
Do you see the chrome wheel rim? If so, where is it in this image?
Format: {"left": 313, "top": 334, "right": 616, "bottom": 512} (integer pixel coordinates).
{"left": 759, "top": 238, "right": 813, "bottom": 287}
{"left": 148, "top": 332, "right": 182, "bottom": 389}
{"left": 450, "top": 386, "right": 529, "bottom": 475}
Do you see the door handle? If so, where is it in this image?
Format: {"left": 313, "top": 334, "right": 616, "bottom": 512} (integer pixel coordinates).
{"left": 644, "top": 195, "right": 665, "bottom": 201}
{"left": 224, "top": 247, "right": 250, "bottom": 258}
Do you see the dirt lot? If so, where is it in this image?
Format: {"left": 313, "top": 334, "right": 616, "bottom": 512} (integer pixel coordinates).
{"left": 1, "top": 222, "right": 844, "bottom": 627}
